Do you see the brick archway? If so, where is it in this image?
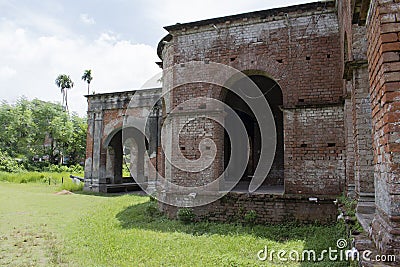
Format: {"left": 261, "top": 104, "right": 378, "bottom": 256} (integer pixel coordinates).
{"left": 221, "top": 73, "right": 284, "bottom": 192}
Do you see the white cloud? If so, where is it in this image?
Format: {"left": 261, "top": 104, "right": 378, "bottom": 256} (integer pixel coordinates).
{"left": 0, "top": 0, "right": 317, "bottom": 116}
{"left": 0, "top": 22, "right": 160, "bottom": 116}
{"left": 0, "top": 66, "right": 17, "bottom": 80}
{"left": 80, "top": 13, "right": 95, "bottom": 25}
{"left": 145, "top": 0, "right": 318, "bottom": 26}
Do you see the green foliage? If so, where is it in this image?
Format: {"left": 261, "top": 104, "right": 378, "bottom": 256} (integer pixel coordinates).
{"left": 337, "top": 194, "right": 364, "bottom": 236}
{"left": 55, "top": 74, "right": 74, "bottom": 91}
{"left": 0, "top": 97, "right": 87, "bottom": 170}
{"left": 55, "top": 74, "right": 74, "bottom": 110}
{"left": 0, "top": 171, "right": 83, "bottom": 184}
{"left": 177, "top": 207, "right": 196, "bottom": 223}
{"left": 44, "top": 164, "right": 84, "bottom": 173}
{"left": 244, "top": 210, "right": 258, "bottom": 225}
{"left": 338, "top": 194, "right": 357, "bottom": 217}
{"left": 144, "top": 201, "right": 162, "bottom": 219}
{"left": 59, "top": 177, "right": 84, "bottom": 192}
{"left": 82, "top": 69, "right": 93, "bottom": 95}
{"left": 0, "top": 151, "right": 24, "bottom": 173}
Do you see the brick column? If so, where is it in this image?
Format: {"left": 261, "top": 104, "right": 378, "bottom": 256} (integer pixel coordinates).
{"left": 351, "top": 64, "right": 375, "bottom": 212}
{"left": 91, "top": 110, "right": 103, "bottom": 192}
{"left": 344, "top": 81, "right": 356, "bottom": 197}
{"left": 366, "top": 0, "right": 400, "bottom": 255}
{"left": 84, "top": 111, "right": 95, "bottom": 190}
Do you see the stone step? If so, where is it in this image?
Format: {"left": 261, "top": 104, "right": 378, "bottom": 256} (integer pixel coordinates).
{"left": 357, "top": 201, "right": 375, "bottom": 214}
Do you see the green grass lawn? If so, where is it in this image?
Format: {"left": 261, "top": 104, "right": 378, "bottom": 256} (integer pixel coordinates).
{"left": 0, "top": 182, "right": 350, "bottom": 267}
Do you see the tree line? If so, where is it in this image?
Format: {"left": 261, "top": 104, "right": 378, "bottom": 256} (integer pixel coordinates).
{"left": 0, "top": 97, "right": 87, "bottom": 171}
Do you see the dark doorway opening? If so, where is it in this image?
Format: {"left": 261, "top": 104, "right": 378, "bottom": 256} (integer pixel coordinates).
{"left": 223, "top": 75, "right": 284, "bottom": 191}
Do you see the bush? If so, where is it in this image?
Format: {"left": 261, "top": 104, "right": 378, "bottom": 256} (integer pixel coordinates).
{"left": 144, "top": 202, "right": 162, "bottom": 218}
{"left": 44, "top": 164, "right": 83, "bottom": 174}
{"left": 0, "top": 171, "right": 69, "bottom": 184}
{"left": 177, "top": 208, "right": 195, "bottom": 223}
{"left": 0, "top": 151, "right": 25, "bottom": 173}
{"left": 244, "top": 210, "right": 257, "bottom": 225}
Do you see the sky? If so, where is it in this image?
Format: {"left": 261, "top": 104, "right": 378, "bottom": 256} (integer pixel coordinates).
{"left": 0, "top": 0, "right": 316, "bottom": 116}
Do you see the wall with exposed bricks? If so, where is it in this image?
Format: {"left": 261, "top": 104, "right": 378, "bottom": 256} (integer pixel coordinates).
{"left": 366, "top": 0, "right": 400, "bottom": 256}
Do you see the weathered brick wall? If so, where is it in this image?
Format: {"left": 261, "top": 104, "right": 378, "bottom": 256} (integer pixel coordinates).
{"left": 351, "top": 66, "right": 374, "bottom": 196}
{"left": 84, "top": 89, "right": 161, "bottom": 192}
{"left": 344, "top": 96, "right": 355, "bottom": 194}
{"left": 338, "top": 0, "right": 375, "bottom": 201}
{"left": 284, "top": 105, "right": 345, "bottom": 195}
{"left": 161, "top": 193, "right": 337, "bottom": 224}
{"left": 366, "top": 0, "right": 400, "bottom": 255}
{"left": 161, "top": 2, "right": 344, "bottom": 201}
{"left": 168, "top": 9, "right": 342, "bottom": 107}
{"left": 338, "top": 0, "right": 355, "bottom": 195}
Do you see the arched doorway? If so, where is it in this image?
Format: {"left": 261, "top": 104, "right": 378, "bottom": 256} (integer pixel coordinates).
{"left": 223, "top": 74, "right": 284, "bottom": 191}
{"left": 105, "top": 127, "right": 148, "bottom": 185}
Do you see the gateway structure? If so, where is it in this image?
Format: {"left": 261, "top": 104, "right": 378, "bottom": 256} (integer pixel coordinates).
{"left": 84, "top": 0, "right": 400, "bottom": 257}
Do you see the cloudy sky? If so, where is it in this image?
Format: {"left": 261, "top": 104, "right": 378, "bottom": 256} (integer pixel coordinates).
{"left": 0, "top": 0, "right": 315, "bottom": 116}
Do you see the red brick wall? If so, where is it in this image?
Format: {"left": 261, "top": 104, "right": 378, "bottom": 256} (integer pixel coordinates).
{"left": 161, "top": 193, "right": 337, "bottom": 224}
{"left": 284, "top": 105, "right": 345, "bottom": 195}
{"left": 162, "top": 3, "right": 344, "bottom": 197}
{"left": 366, "top": 0, "right": 400, "bottom": 255}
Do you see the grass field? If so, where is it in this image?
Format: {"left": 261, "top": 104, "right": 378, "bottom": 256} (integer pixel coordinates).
{"left": 0, "top": 181, "right": 351, "bottom": 266}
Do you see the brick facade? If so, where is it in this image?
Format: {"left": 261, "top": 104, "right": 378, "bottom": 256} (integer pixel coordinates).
{"left": 160, "top": 2, "right": 343, "bottom": 202}
{"left": 161, "top": 193, "right": 337, "bottom": 224}
{"left": 365, "top": 0, "right": 400, "bottom": 256}
{"left": 84, "top": 0, "right": 400, "bottom": 256}
{"left": 84, "top": 89, "right": 161, "bottom": 192}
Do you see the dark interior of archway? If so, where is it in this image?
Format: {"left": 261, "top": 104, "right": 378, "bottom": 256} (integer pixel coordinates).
{"left": 109, "top": 127, "right": 150, "bottom": 184}
{"left": 224, "top": 75, "right": 284, "bottom": 189}
{"left": 109, "top": 130, "right": 124, "bottom": 181}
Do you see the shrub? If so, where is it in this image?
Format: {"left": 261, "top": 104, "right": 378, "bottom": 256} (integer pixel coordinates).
{"left": 0, "top": 151, "right": 25, "bottom": 173}
{"left": 0, "top": 171, "right": 73, "bottom": 185}
{"left": 43, "top": 164, "right": 84, "bottom": 174}
{"left": 177, "top": 208, "right": 195, "bottom": 223}
{"left": 244, "top": 210, "right": 257, "bottom": 225}
{"left": 144, "top": 202, "right": 162, "bottom": 218}
{"left": 149, "top": 194, "right": 157, "bottom": 202}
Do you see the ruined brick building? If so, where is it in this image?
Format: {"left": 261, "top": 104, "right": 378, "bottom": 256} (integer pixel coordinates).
{"left": 84, "top": 0, "right": 400, "bottom": 256}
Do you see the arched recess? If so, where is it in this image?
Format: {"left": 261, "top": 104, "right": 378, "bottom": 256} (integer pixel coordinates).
{"left": 222, "top": 72, "right": 284, "bottom": 191}
{"left": 104, "top": 127, "right": 147, "bottom": 184}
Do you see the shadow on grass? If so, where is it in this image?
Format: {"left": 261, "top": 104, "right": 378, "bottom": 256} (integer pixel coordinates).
{"left": 73, "top": 189, "right": 145, "bottom": 198}
{"left": 117, "top": 201, "right": 305, "bottom": 240}
{"left": 117, "top": 202, "right": 347, "bottom": 254}
{"left": 115, "top": 201, "right": 349, "bottom": 266}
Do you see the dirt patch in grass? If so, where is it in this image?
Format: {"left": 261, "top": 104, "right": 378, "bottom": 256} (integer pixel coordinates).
{"left": 0, "top": 225, "right": 67, "bottom": 266}
{"left": 54, "top": 190, "right": 73, "bottom": 195}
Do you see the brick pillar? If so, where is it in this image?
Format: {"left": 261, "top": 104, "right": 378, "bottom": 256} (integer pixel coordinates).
{"left": 351, "top": 65, "right": 375, "bottom": 213}
{"left": 84, "top": 111, "right": 95, "bottom": 190}
{"left": 91, "top": 110, "right": 103, "bottom": 192}
{"left": 344, "top": 82, "right": 355, "bottom": 197}
{"left": 366, "top": 0, "right": 400, "bottom": 255}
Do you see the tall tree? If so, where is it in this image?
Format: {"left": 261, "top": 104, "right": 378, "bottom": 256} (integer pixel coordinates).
{"left": 81, "top": 69, "right": 93, "bottom": 95}
{"left": 55, "top": 74, "right": 74, "bottom": 111}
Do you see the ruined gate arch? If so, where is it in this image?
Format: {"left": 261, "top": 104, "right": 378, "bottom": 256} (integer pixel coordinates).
{"left": 84, "top": 88, "right": 161, "bottom": 192}
{"left": 104, "top": 126, "right": 147, "bottom": 185}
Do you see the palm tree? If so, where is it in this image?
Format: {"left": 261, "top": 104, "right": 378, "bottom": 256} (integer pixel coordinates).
{"left": 81, "top": 69, "right": 93, "bottom": 95}
{"left": 55, "top": 74, "right": 74, "bottom": 111}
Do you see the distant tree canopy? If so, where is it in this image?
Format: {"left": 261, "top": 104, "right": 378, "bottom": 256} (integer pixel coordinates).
{"left": 0, "top": 97, "right": 87, "bottom": 167}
